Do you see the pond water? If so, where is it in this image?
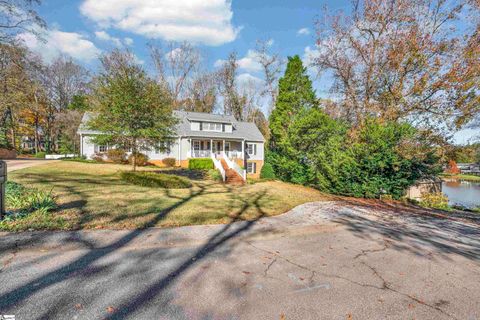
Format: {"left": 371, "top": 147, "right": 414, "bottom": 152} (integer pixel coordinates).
{"left": 442, "top": 180, "right": 480, "bottom": 208}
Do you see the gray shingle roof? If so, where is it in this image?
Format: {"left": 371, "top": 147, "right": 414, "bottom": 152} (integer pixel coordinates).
{"left": 78, "top": 110, "right": 265, "bottom": 142}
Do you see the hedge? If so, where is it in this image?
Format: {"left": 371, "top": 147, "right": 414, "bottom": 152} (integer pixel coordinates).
{"left": 120, "top": 171, "right": 192, "bottom": 189}
{"left": 188, "top": 158, "right": 214, "bottom": 170}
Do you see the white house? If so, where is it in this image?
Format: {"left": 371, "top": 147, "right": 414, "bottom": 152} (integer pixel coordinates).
{"left": 77, "top": 110, "right": 265, "bottom": 179}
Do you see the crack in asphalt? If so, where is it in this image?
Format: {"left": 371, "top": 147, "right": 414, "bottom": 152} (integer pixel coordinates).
{"left": 246, "top": 240, "right": 457, "bottom": 320}
{"left": 353, "top": 239, "right": 391, "bottom": 260}
{"left": 360, "top": 260, "right": 457, "bottom": 320}
{"left": 263, "top": 257, "right": 277, "bottom": 277}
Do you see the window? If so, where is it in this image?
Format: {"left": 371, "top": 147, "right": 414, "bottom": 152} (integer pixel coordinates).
{"left": 247, "top": 162, "right": 256, "bottom": 174}
{"left": 155, "top": 142, "right": 172, "bottom": 154}
{"left": 246, "top": 143, "right": 256, "bottom": 155}
{"left": 202, "top": 122, "right": 223, "bottom": 132}
{"left": 193, "top": 140, "right": 200, "bottom": 150}
{"left": 98, "top": 145, "right": 107, "bottom": 152}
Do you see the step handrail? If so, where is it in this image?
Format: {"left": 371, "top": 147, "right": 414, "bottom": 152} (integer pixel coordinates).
{"left": 221, "top": 152, "right": 246, "bottom": 181}
{"left": 211, "top": 154, "right": 226, "bottom": 182}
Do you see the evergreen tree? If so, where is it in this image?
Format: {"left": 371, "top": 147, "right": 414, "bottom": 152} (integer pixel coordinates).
{"left": 269, "top": 55, "right": 316, "bottom": 152}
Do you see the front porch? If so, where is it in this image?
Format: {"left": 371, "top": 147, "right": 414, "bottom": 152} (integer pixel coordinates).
{"left": 187, "top": 139, "right": 244, "bottom": 160}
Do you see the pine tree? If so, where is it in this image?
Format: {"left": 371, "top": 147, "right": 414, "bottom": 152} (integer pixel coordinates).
{"left": 269, "top": 55, "right": 316, "bottom": 152}
{"left": 267, "top": 55, "right": 317, "bottom": 183}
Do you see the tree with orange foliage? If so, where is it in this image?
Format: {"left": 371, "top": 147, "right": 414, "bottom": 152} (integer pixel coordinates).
{"left": 313, "top": 0, "right": 479, "bottom": 134}
{"left": 446, "top": 160, "right": 461, "bottom": 175}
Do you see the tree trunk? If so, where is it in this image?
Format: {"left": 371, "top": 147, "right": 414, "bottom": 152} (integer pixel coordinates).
{"left": 132, "top": 139, "right": 137, "bottom": 172}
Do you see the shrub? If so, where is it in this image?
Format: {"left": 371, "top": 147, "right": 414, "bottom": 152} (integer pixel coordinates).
{"left": 92, "top": 152, "right": 105, "bottom": 162}
{"left": 61, "top": 156, "right": 97, "bottom": 164}
{"left": 419, "top": 192, "right": 450, "bottom": 210}
{"left": 3, "top": 181, "right": 56, "bottom": 222}
{"left": 271, "top": 109, "right": 441, "bottom": 199}
{"left": 120, "top": 171, "right": 192, "bottom": 189}
{"left": 128, "top": 152, "right": 149, "bottom": 167}
{"left": 162, "top": 157, "right": 176, "bottom": 167}
{"left": 35, "top": 152, "right": 46, "bottom": 159}
{"left": 260, "top": 163, "right": 276, "bottom": 179}
{"left": 107, "top": 149, "right": 127, "bottom": 164}
{"left": 208, "top": 169, "right": 223, "bottom": 182}
{"left": 188, "top": 158, "right": 213, "bottom": 170}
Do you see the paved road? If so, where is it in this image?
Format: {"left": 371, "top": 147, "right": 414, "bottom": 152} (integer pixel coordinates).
{"left": 3, "top": 159, "right": 59, "bottom": 172}
{"left": 0, "top": 201, "right": 479, "bottom": 320}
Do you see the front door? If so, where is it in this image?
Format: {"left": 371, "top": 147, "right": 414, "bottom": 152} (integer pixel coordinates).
{"left": 211, "top": 141, "right": 221, "bottom": 154}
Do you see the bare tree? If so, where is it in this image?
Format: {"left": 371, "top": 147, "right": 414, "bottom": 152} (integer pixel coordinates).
{"left": 45, "top": 55, "right": 88, "bottom": 111}
{"left": 215, "top": 52, "right": 247, "bottom": 120}
{"left": 37, "top": 55, "right": 89, "bottom": 152}
{"left": 313, "top": 0, "right": 479, "bottom": 131}
{"left": 183, "top": 72, "right": 217, "bottom": 113}
{"left": 0, "top": 0, "right": 46, "bottom": 44}
{"left": 149, "top": 42, "right": 201, "bottom": 108}
{"left": 254, "top": 39, "right": 283, "bottom": 114}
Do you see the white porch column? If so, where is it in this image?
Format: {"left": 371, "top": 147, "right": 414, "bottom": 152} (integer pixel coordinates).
{"left": 79, "top": 134, "right": 83, "bottom": 157}
{"left": 241, "top": 140, "right": 244, "bottom": 159}
{"left": 190, "top": 139, "right": 193, "bottom": 157}
{"left": 223, "top": 139, "right": 225, "bottom": 156}
{"left": 210, "top": 139, "right": 213, "bottom": 156}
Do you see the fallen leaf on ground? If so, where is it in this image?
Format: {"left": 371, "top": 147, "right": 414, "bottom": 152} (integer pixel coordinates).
{"left": 106, "top": 306, "right": 115, "bottom": 313}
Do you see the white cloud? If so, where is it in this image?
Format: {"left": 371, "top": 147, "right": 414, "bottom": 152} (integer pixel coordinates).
{"left": 95, "top": 30, "right": 122, "bottom": 46}
{"left": 124, "top": 37, "right": 133, "bottom": 46}
{"left": 80, "top": 0, "right": 240, "bottom": 46}
{"left": 236, "top": 73, "right": 264, "bottom": 86}
{"left": 18, "top": 29, "right": 101, "bottom": 62}
{"left": 214, "top": 50, "right": 262, "bottom": 72}
{"left": 303, "top": 46, "right": 319, "bottom": 67}
{"left": 165, "top": 47, "right": 183, "bottom": 60}
{"left": 297, "top": 28, "right": 310, "bottom": 36}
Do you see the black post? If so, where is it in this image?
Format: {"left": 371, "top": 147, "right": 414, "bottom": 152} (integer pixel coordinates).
{"left": 0, "top": 160, "right": 6, "bottom": 220}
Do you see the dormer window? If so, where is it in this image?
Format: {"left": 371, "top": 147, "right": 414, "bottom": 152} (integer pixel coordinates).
{"left": 202, "top": 122, "right": 223, "bottom": 132}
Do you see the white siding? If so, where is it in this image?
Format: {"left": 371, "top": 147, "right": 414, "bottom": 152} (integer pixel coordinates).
{"left": 190, "top": 121, "right": 200, "bottom": 131}
{"left": 224, "top": 124, "right": 233, "bottom": 133}
{"left": 245, "top": 142, "right": 264, "bottom": 161}
{"left": 82, "top": 136, "right": 96, "bottom": 159}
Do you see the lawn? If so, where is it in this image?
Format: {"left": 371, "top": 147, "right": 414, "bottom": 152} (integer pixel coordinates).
{"left": 441, "top": 173, "right": 480, "bottom": 182}
{"left": 3, "top": 161, "right": 331, "bottom": 231}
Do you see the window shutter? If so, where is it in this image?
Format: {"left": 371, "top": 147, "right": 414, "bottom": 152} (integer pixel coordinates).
{"left": 253, "top": 144, "right": 257, "bottom": 155}
{"left": 253, "top": 162, "right": 257, "bottom": 173}
{"left": 200, "top": 122, "right": 203, "bottom": 131}
{"left": 222, "top": 124, "right": 225, "bottom": 132}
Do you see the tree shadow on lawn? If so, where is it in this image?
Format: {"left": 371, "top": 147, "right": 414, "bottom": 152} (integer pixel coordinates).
{"left": 0, "top": 176, "right": 268, "bottom": 319}
{"left": 332, "top": 198, "right": 480, "bottom": 261}
{"left": 155, "top": 168, "right": 207, "bottom": 181}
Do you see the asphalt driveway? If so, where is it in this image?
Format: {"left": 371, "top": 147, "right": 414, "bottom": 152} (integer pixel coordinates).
{"left": 3, "top": 159, "right": 59, "bottom": 173}
{"left": 0, "top": 201, "right": 479, "bottom": 319}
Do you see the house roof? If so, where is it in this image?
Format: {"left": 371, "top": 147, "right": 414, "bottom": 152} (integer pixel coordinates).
{"left": 77, "top": 110, "right": 265, "bottom": 142}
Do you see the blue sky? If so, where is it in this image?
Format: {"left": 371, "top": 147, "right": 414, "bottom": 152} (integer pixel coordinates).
{"left": 22, "top": 0, "right": 478, "bottom": 145}
{"left": 31, "top": 0, "right": 349, "bottom": 70}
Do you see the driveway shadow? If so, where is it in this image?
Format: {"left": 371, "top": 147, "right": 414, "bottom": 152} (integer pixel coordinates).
{"left": 0, "top": 181, "right": 267, "bottom": 319}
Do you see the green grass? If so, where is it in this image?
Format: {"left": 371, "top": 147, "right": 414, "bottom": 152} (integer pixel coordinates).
{"left": 120, "top": 171, "right": 192, "bottom": 188}
{"left": 1, "top": 161, "right": 331, "bottom": 231}
{"left": 441, "top": 173, "right": 480, "bottom": 182}
{"left": 1, "top": 181, "right": 58, "bottom": 231}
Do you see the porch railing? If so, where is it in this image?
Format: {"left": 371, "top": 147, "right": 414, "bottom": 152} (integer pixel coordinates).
{"left": 222, "top": 152, "right": 246, "bottom": 181}
{"left": 189, "top": 150, "right": 211, "bottom": 158}
{"left": 211, "top": 154, "right": 226, "bottom": 182}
